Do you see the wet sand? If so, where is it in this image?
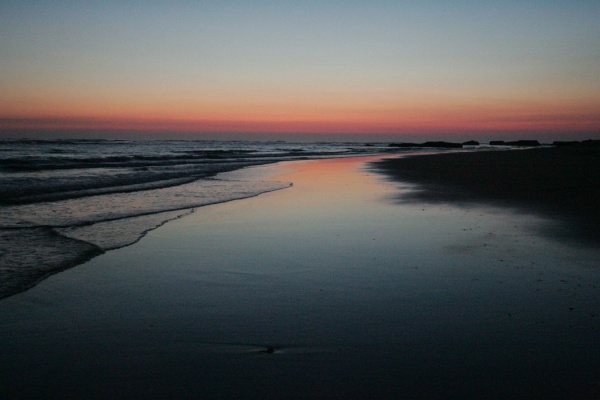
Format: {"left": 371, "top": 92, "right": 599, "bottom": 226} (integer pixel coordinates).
{"left": 373, "top": 146, "right": 600, "bottom": 245}
{"left": 1, "top": 155, "right": 599, "bottom": 399}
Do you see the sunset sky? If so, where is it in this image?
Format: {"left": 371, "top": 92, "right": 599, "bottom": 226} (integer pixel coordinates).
{"left": 1, "top": 1, "right": 599, "bottom": 141}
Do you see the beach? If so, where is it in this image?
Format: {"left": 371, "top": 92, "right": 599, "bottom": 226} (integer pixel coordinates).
{"left": 1, "top": 152, "right": 599, "bottom": 399}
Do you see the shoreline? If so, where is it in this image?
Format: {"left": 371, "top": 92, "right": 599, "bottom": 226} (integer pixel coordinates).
{"left": 4, "top": 144, "right": 598, "bottom": 301}
{"left": 372, "top": 146, "right": 600, "bottom": 245}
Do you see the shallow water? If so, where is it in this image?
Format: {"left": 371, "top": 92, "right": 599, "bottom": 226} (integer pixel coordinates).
{"left": 0, "top": 140, "right": 409, "bottom": 299}
{"left": 0, "top": 156, "right": 598, "bottom": 399}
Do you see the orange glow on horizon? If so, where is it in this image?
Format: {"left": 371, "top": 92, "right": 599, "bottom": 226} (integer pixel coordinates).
{"left": 1, "top": 89, "right": 598, "bottom": 135}
{"left": 1, "top": 114, "right": 597, "bottom": 135}
{"left": 2, "top": 101, "right": 598, "bottom": 135}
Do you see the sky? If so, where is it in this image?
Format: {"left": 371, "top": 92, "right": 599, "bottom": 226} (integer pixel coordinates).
{"left": 1, "top": 1, "right": 599, "bottom": 141}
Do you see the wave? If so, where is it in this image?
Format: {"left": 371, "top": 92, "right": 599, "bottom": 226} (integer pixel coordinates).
{"left": 1, "top": 176, "right": 291, "bottom": 229}
{"left": 0, "top": 227, "right": 103, "bottom": 300}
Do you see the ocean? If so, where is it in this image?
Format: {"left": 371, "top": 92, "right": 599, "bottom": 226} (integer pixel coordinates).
{"left": 0, "top": 139, "right": 409, "bottom": 299}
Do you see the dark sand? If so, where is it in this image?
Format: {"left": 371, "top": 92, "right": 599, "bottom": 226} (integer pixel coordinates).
{"left": 373, "top": 146, "right": 600, "bottom": 245}
{"left": 1, "top": 156, "right": 599, "bottom": 399}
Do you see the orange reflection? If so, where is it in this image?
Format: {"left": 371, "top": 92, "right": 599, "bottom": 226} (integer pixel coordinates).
{"left": 257, "top": 155, "right": 393, "bottom": 214}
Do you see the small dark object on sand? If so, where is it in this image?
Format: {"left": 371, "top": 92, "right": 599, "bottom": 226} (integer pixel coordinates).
{"left": 265, "top": 346, "right": 276, "bottom": 354}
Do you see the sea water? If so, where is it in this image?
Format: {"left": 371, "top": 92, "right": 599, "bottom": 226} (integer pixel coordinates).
{"left": 0, "top": 139, "right": 406, "bottom": 299}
